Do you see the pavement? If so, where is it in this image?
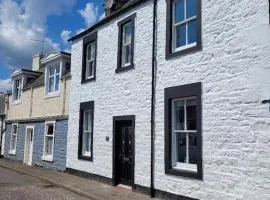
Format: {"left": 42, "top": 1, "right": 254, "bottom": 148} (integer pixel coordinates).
{"left": 0, "top": 159, "right": 156, "bottom": 200}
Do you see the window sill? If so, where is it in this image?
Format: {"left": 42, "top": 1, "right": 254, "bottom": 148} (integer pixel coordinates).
{"left": 12, "top": 100, "right": 22, "bottom": 105}
{"left": 44, "top": 92, "right": 60, "bottom": 99}
{"left": 166, "top": 43, "right": 202, "bottom": 60}
{"left": 165, "top": 167, "right": 202, "bottom": 180}
{"left": 115, "top": 64, "right": 134, "bottom": 73}
{"left": 81, "top": 76, "right": 96, "bottom": 84}
{"left": 78, "top": 154, "right": 92, "bottom": 161}
{"left": 8, "top": 150, "right": 16, "bottom": 155}
{"left": 42, "top": 155, "right": 53, "bottom": 162}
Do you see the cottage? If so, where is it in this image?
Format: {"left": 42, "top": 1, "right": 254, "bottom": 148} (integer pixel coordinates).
{"left": 66, "top": 0, "right": 270, "bottom": 199}
{"left": 4, "top": 52, "right": 71, "bottom": 171}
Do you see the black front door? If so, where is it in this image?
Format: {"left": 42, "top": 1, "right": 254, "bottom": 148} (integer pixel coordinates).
{"left": 113, "top": 116, "right": 135, "bottom": 186}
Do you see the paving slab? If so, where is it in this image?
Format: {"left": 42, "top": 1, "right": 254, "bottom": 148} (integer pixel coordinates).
{"left": 0, "top": 159, "right": 157, "bottom": 200}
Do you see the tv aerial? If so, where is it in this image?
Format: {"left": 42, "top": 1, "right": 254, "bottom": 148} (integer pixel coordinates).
{"left": 30, "top": 38, "right": 45, "bottom": 55}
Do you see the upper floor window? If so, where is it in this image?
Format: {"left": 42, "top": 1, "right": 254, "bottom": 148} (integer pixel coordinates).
{"left": 116, "top": 13, "right": 136, "bottom": 73}
{"left": 13, "top": 79, "right": 22, "bottom": 102}
{"left": 78, "top": 101, "right": 94, "bottom": 161}
{"left": 166, "top": 0, "right": 201, "bottom": 59}
{"left": 45, "top": 65, "right": 61, "bottom": 96}
{"left": 165, "top": 82, "right": 202, "bottom": 179}
{"left": 82, "top": 32, "right": 97, "bottom": 83}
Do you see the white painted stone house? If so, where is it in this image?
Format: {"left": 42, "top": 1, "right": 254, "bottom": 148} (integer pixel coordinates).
{"left": 67, "top": 0, "right": 270, "bottom": 199}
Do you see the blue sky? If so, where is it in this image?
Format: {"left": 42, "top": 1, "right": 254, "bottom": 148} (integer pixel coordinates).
{"left": 0, "top": 0, "right": 104, "bottom": 92}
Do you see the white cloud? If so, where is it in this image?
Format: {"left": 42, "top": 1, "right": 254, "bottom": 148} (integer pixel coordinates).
{"left": 0, "top": 0, "right": 76, "bottom": 69}
{"left": 78, "top": 3, "right": 99, "bottom": 27}
{"left": 61, "top": 30, "right": 72, "bottom": 44}
{"left": 76, "top": 28, "right": 86, "bottom": 35}
{"left": 0, "top": 78, "right": 11, "bottom": 93}
{"left": 99, "top": 13, "right": 105, "bottom": 21}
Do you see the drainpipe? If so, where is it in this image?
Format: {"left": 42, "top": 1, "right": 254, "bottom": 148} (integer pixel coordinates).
{"left": 150, "top": 0, "right": 157, "bottom": 197}
{"left": 0, "top": 115, "right": 4, "bottom": 158}
{"left": 62, "top": 76, "right": 67, "bottom": 116}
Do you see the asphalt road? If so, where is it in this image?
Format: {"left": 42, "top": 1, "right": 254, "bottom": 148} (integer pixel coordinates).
{"left": 0, "top": 167, "right": 90, "bottom": 200}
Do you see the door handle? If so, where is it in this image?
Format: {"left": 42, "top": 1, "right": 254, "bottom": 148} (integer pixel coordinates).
{"left": 123, "top": 157, "right": 129, "bottom": 162}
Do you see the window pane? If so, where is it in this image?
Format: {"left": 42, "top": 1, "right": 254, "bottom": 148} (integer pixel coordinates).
{"left": 87, "top": 44, "right": 92, "bottom": 61}
{"left": 56, "top": 66, "right": 60, "bottom": 74}
{"left": 49, "top": 76, "right": 54, "bottom": 92}
{"left": 122, "top": 45, "right": 131, "bottom": 66}
{"left": 11, "top": 134, "right": 16, "bottom": 150}
{"left": 174, "top": 0, "right": 185, "bottom": 23}
{"left": 90, "top": 43, "right": 96, "bottom": 60}
{"left": 49, "top": 68, "right": 55, "bottom": 76}
{"left": 123, "top": 22, "right": 132, "bottom": 44}
{"left": 83, "top": 131, "right": 91, "bottom": 153}
{"left": 189, "top": 133, "right": 197, "bottom": 164}
{"left": 46, "top": 137, "right": 53, "bottom": 155}
{"left": 83, "top": 111, "right": 89, "bottom": 131}
{"left": 188, "top": 20, "right": 197, "bottom": 44}
{"left": 55, "top": 74, "right": 60, "bottom": 91}
{"left": 176, "top": 133, "right": 186, "bottom": 163}
{"left": 174, "top": 100, "right": 185, "bottom": 130}
{"left": 47, "top": 124, "right": 54, "bottom": 135}
{"left": 186, "top": 0, "right": 197, "bottom": 18}
{"left": 186, "top": 99, "right": 197, "bottom": 130}
{"left": 176, "top": 25, "right": 186, "bottom": 48}
{"left": 86, "top": 62, "right": 94, "bottom": 78}
{"left": 13, "top": 125, "right": 17, "bottom": 135}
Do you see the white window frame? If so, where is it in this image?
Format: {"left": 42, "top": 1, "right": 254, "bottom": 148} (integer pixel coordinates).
{"left": 85, "top": 42, "right": 96, "bottom": 79}
{"left": 172, "top": 0, "right": 197, "bottom": 52}
{"left": 171, "top": 97, "right": 197, "bottom": 172}
{"left": 45, "top": 65, "right": 61, "bottom": 98}
{"left": 13, "top": 78, "right": 22, "bottom": 104}
{"left": 121, "top": 21, "right": 132, "bottom": 67}
{"left": 42, "top": 121, "right": 56, "bottom": 162}
{"left": 82, "top": 109, "right": 92, "bottom": 157}
{"left": 9, "top": 123, "right": 18, "bottom": 155}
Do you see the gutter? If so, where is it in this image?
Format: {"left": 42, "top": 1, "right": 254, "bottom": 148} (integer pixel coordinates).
{"left": 150, "top": 0, "right": 157, "bottom": 197}
{"left": 68, "top": 0, "right": 150, "bottom": 42}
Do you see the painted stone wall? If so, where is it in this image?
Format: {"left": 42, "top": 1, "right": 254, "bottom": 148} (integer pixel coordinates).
{"left": 4, "top": 120, "right": 68, "bottom": 171}
{"left": 7, "top": 78, "right": 70, "bottom": 121}
{"left": 154, "top": 0, "right": 270, "bottom": 199}
{"left": 67, "top": 1, "right": 154, "bottom": 188}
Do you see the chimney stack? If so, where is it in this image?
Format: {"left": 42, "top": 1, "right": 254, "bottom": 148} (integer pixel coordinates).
{"left": 105, "top": 0, "right": 129, "bottom": 17}
{"left": 32, "top": 54, "right": 43, "bottom": 71}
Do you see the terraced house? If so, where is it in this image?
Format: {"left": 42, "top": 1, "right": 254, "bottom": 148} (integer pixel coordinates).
{"left": 4, "top": 52, "right": 71, "bottom": 171}
{"left": 66, "top": 0, "right": 270, "bottom": 199}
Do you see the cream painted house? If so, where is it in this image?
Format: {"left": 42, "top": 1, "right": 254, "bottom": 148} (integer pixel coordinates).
{"left": 4, "top": 52, "right": 71, "bottom": 170}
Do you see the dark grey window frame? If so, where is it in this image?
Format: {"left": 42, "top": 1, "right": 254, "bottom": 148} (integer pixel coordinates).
{"left": 116, "top": 13, "right": 136, "bottom": 73}
{"left": 164, "top": 82, "right": 203, "bottom": 180}
{"left": 165, "top": 0, "right": 202, "bottom": 59}
{"left": 78, "top": 101, "right": 94, "bottom": 161}
{"left": 81, "top": 32, "right": 97, "bottom": 83}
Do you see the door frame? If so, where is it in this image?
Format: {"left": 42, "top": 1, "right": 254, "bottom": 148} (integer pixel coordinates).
{"left": 112, "top": 115, "right": 135, "bottom": 187}
{"left": 24, "top": 126, "right": 35, "bottom": 165}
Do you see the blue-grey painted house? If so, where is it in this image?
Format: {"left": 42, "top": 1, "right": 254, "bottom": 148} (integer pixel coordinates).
{"left": 4, "top": 52, "right": 71, "bottom": 171}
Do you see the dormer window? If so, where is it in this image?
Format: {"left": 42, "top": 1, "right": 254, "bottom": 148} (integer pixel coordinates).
{"left": 45, "top": 65, "right": 61, "bottom": 97}
{"left": 13, "top": 79, "right": 22, "bottom": 102}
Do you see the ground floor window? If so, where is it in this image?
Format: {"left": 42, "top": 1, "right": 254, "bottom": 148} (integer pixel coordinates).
{"left": 165, "top": 82, "right": 202, "bottom": 179}
{"left": 42, "top": 121, "right": 55, "bottom": 162}
{"left": 9, "top": 124, "right": 18, "bottom": 154}
{"left": 78, "top": 101, "right": 94, "bottom": 161}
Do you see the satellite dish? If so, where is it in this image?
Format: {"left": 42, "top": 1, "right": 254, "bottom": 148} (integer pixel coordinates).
{"left": 105, "top": 0, "right": 114, "bottom": 8}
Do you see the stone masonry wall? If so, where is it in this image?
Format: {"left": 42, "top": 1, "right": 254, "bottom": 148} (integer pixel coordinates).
{"left": 67, "top": 1, "right": 154, "bottom": 188}
{"left": 154, "top": 0, "right": 270, "bottom": 199}
{"left": 4, "top": 120, "right": 68, "bottom": 171}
